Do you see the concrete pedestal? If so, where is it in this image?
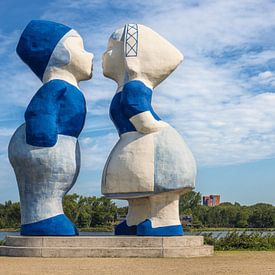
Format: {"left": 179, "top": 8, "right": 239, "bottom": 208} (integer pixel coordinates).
{"left": 0, "top": 235, "right": 213, "bottom": 258}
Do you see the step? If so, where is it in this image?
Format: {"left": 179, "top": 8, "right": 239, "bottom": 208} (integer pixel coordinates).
{"left": 0, "top": 245, "right": 213, "bottom": 258}
{"left": 4, "top": 236, "right": 204, "bottom": 248}
{"left": 0, "top": 236, "right": 214, "bottom": 258}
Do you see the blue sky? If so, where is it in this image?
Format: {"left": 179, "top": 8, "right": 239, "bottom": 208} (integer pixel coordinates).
{"left": 0, "top": 0, "right": 275, "bottom": 205}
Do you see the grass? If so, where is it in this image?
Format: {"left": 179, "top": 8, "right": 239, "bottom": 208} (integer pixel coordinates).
{"left": 0, "top": 228, "right": 20, "bottom": 232}
{"left": 0, "top": 240, "right": 5, "bottom": 245}
{"left": 78, "top": 225, "right": 114, "bottom": 232}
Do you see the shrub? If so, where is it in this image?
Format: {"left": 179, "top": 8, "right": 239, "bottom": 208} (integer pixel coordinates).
{"left": 203, "top": 232, "right": 275, "bottom": 251}
{"left": 0, "top": 240, "right": 5, "bottom": 246}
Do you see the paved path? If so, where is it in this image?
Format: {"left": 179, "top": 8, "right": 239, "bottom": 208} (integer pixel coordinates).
{"left": 1, "top": 251, "right": 275, "bottom": 274}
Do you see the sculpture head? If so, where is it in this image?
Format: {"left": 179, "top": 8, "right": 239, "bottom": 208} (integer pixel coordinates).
{"left": 17, "top": 20, "right": 93, "bottom": 83}
{"left": 102, "top": 24, "right": 183, "bottom": 88}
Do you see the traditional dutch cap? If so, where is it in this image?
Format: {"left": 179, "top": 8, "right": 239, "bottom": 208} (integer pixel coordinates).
{"left": 16, "top": 20, "right": 71, "bottom": 80}
{"left": 122, "top": 23, "right": 183, "bottom": 87}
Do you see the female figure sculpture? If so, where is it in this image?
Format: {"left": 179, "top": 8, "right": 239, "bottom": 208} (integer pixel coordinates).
{"left": 102, "top": 24, "right": 196, "bottom": 236}
{"left": 9, "top": 20, "right": 93, "bottom": 235}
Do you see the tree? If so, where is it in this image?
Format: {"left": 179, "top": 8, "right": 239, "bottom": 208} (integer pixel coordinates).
{"left": 1, "top": 192, "right": 275, "bottom": 230}
{"left": 179, "top": 191, "right": 201, "bottom": 214}
{"left": 64, "top": 194, "right": 118, "bottom": 228}
{"left": 0, "top": 201, "right": 20, "bottom": 228}
{"left": 63, "top": 193, "right": 79, "bottom": 223}
{"left": 248, "top": 204, "right": 275, "bottom": 228}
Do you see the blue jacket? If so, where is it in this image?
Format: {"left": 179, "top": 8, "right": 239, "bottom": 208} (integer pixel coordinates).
{"left": 25, "top": 79, "right": 86, "bottom": 147}
{"left": 110, "top": 80, "right": 161, "bottom": 135}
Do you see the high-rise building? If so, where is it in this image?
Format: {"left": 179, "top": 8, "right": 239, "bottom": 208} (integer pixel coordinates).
{"left": 203, "top": 195, "right": 220, "bottom": 206}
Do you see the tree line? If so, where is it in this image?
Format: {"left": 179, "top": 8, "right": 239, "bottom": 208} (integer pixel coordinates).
{"left": 180, "top": 191, "right": 275, "bottom": 228}
{"left": 0, "top": 194, "right": 127, "bottom": 229}
{"left": 63, "top": 194, "right": 127, "bottom": 228}
{"left": 0, "top": 192, "right": 274, "bottom": 229}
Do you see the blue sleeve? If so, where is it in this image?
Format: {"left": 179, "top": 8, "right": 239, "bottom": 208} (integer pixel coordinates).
{"left": 120, "top": 80, "right": 161, "bottom": 121}
{"left": 25, "top": 82, "right": 66, "bottom": 147}
{"left": 120, "top": 80, "right": 152, "bottom": 118}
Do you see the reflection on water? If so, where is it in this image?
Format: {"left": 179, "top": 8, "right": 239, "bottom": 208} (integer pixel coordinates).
{"left": 0, "top": 231, "right": 20, "bottom": 240}
{"left": 188, "top": 230, "right": 275, "bottom": 239}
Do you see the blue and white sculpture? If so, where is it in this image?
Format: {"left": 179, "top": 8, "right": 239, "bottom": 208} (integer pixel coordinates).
{"left": 9, "top": 20, "right": 93, "bottom": 236}
{"left": 102, "top": 24, "right": 197, "bottom": 236}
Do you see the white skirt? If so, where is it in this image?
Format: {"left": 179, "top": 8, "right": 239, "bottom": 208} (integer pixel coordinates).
{"left": 8, "top": 124, "right": 80, "bottom": 224}
{"left": 102, "top": 125, "right": 196, "bottom": 199}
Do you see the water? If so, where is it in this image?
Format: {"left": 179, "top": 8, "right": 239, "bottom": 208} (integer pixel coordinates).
{"left": 1, "top": 230, "right": 275, "bottom": 240}
{"left": 0, "top": 231, "right": 20, "bottom": 240}
{"left": 187, "top": 230, "right": 275, "bottom": 239}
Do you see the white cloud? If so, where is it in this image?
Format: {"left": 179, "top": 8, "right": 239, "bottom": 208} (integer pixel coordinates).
{"left": 258, "top": 71, "right": 273, "bottom": 79}
{"left": 141, "top": 0, "right": 275, "bottom": 166}
{"left": 0, "top": 0, "right": 275, "bottom": 199}
{"left": 0, "top": 128, "right": 15, "bottom": 137}
{"left": 0, "top": 152, "right": 17, "bottom": 202}
{"left": 80, "top": 132, "right": 117, "bottom": 171}
{"left": 0, "top": 31, "right": 18, "bottom": 55}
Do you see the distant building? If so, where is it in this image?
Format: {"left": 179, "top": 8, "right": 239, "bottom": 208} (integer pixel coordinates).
{"left": 203, "top": 195, "right": 220, "bottom": 206}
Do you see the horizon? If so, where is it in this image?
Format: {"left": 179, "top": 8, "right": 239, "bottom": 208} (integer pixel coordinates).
{"left": 0, "top": 0, "right": 275, "bottom": 205}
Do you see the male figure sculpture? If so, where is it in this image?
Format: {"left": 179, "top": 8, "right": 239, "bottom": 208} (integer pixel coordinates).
{"left": 9, "top": 20, "right": 93, "bottom": 235}
{"left": 101, "top": 24, "right": 197, "bottom": 236}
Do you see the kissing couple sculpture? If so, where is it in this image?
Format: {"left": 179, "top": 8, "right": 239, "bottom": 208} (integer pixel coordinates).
{"left": 9, "top": 20, "right": 196, "bottom": 237}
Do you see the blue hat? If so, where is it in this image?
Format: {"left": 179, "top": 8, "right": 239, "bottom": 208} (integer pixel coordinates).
{"left": 16, "top": 20, "right": 72, "bottom": 81}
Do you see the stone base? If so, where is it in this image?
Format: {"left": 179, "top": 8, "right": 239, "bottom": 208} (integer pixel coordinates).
{"left": 0, "top": 236, "right": 213, "bottom": 258}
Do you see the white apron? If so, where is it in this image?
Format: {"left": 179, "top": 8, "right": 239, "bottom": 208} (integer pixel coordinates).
{"left": 8, "top": 124, "right": 80, "bottom": 224}
{"left": 102, "top": 125, "right": 196, "bottom": 199}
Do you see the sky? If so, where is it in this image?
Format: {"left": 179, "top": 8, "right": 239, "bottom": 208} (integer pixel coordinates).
{"left": 0, "top": 0, "right": 275, "bottom": 205}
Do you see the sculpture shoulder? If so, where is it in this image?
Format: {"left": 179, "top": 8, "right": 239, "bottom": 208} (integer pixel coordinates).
{"left": 27, "top": 80, "right": 85, "bottom": 111}
{"left": 62, "top": 82, "right": 85, "bottom": 103}
{"left": 121, "top": 80, "right": 153, "bottom": 105}
{"left": 118, "top": 80, "right": 154, "bottom": 119}
{"left": 123, "top": 80, "right": 152, "bottom": 96}
{"left": 30, "top": 79, "right": 68, "bottom": 103}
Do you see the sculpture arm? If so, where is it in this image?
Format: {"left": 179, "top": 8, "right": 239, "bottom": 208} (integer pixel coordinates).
{"left": 121, "top": 80, "right": 168, "bottom": 134}
{"left": 129, "top": 111, "right": 168, "bottom": 134}
{"left": 25, "top": 85, "right": 65, "bottom": 147}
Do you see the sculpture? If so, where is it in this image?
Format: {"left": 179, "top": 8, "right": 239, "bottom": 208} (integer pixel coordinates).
{"left": 102, "top": 24, "right": 197, "bottom": 236}
{"left": 8, "top": 20, "right": 93, "bottom": 236}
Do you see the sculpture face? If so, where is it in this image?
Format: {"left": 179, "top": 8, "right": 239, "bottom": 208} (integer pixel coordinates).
{"left": 102, "top": 24, "right": 184, "bottom": 88}
{"left": 102, "top": 30, "right": 125, "bottom": 83}
{"left": 16, "top": 20, "right": 94, "bottom": 83}
{"left": 62, "top": 35, "right": 94, "bottom": 81}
